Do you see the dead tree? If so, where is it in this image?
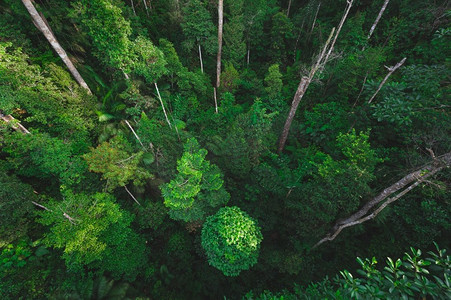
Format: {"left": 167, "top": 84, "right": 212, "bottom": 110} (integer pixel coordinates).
{"left": 313, "top": 151, "right": 451, "bottom": 249}
{"left": 21, "top": 0, "right": 91, "bottom": 94}
{"left": 368, "top": 57, "right": 406, "bottom": 104}
{"left": 278, "top": 0, "right": 354, "bottom": 153}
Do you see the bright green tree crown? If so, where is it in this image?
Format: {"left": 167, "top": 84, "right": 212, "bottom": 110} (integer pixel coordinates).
{"left": 201, "top": 206, "right": 263, "bottom": 276}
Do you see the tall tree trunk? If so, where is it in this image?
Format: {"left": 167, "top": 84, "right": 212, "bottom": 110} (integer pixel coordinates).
{"left": 277, "top": 0, "right": 354, "bottom": 153}
{"left": 142, "top": 0, "right": 149, "bottom": 16}
{"left": 198, "top": 43, "right": 204, "bottom": 73}
{"left": 287, "top": 0, "right": 292, "bottom": 17}
{"left": 310, "top": 2, "right": 321, "bottom": 33}
{"left": 131, "top": 0, "right": 136, "bottom": 16}
{"left": 21, "top": 0, "right": 91, "bottom": 94}
{"left": 367, "top": 0, "right": 390, "bottom": 41}
{"left": 216, "top": 0, "right": 224, "bottom": 88}
{"left": 313, "top": 151, "right": 451, "bottom": 249}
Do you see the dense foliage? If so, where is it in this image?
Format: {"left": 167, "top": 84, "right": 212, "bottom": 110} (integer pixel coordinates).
{"left": 0, "top": 0, "right": 449, "bottom": 298}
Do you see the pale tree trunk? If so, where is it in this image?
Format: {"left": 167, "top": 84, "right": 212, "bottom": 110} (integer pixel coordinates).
{"left": 131, "top": 0, "right": 136, "bottom": 16}
{"left": 142, "top": 0, "right": 149, "bottom": 16}
{"left": 154, "top": 82, "right": 172, "bottom": 128}
{"left": 368, "top": 57, "right": 406, "bottom": 104}
{"left": 310, "top": 2, "right": 321, "bottom": 33}
{"left": 198, "top": 43, "right": 204, "bottom": 73}
{"left": 287, "top": 0, "right": 292, "bottom": 17}
{"left": 213, "top": 87, "right": 218, "bottom": 113}
{"left": 247, "top": 47, "right": 250, "bottom": 66}
{"left": 21, "top": 0, "right": 91, "bottom": 94}
{"left": 367, "top": 0, "right": 390, "bottom": 41}
{"left": 277, "top": 0, "right": 353, "bottom": 153}
{"left": 216, "top": 0, "right": 224, "bottom": 88}
{"left": 313, "top": 151, "right": 451, "bottom": 249}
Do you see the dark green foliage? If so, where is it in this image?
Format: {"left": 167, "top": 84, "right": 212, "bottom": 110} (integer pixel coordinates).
{"left": 0, "top": 169, "right": 36, "bottom": 247}
{"left": 201, "top": 206, "right": 263, "bottom": 276}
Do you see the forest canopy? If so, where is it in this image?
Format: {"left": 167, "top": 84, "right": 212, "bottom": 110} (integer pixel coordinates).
{"left": 0, "top": 0, "right": 450, "bottom": 298}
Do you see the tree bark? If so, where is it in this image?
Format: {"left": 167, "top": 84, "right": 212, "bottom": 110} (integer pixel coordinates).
{"left": 367, "top": 0, "right": 390, "bottom": 41}
{"left": 21, "top": 0, "right": 91, "bottom": 94}
{"left": 277, "top": 0, "right": 354, "bottom": 153}
{"left": 368, "top": 57, "right": 406, "bottom": 104}
{"left": 216, "top": 0, "right": 224, "bottom": 88}
{"left": 198, "top": 43, "right": 204, "bottom": 73}
{"left": 313, "top": 151, "right": 451, "bottom": 248}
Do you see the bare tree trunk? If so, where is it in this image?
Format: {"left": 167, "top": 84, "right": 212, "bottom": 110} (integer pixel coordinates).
{"left": 216, "top": 0, "right": 224, "bottom": 88}
{"left": 21, "top": 0, "right": 91, "bottom": 94}
{"left": 0, "top": 113, "right": 31, "bottom": 134}
{"left": 131, "top": 0, "right": 136, "bottom": 16}
{"left": 213, "top": 87, "right": 218, "bottom": 113}
{"left": 323, "top": 0, "right": 353, "bottom": 64}
{"left": 154, "top": 82, "right": 172, "bottom": 128}
{"left": 247, "top": 47, "right": 250, "bottom": 66}
{"left": 142, "top": 0, "right": 149, "bottom": 16}
{"left": 367, "top": 0, "right": 390, "bottom": 41}
{"left": 277, "top": 0, "right": 354, "bottom": 153}
{"left": 313, "top": 151, "right": 451, "bottom": 248}
{"left": 198, "top": 43, "right": 204, "bottom": 73}
{"left": 124, "top": 120, "right": 146, "bottom": 150}
{"left": 310, "top": 2, "right": 321, "bottom": 33}
{"left": 368, "top": 57, "right": 406, "bottom": 104}
{"left": 287, "top": 0, "right": 292, "bottom": 17}
{"left": 125, "top": 185, "right": 142, "bottom": 205}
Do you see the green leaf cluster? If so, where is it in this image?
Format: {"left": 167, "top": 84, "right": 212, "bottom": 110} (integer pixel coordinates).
{"left": 161, "top": 138, "right": 230, "bottom": 222}
{"left": 201, "top": 206, "right": 263, "bottom": 276}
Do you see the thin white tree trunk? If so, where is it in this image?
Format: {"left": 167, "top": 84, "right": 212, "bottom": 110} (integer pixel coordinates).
{"left": 287, "top": 0, "right": 292, "bottom": 17}
{"left": 198, "top": 43, "right": 204, "bottom": 73}
{"left": 154, "top": 82, "right": 172, "bottom": 128}
{"left": 216, "top": 0, "right": 224, "bottom": 88}
{"left": 247, "top": 48, "right": 250, "bottom": 66}
{"left": 310, "top": 2, "right": 321, "bottom": 33}
{"left": 125, "top": 185, "right": 142, "bottom": 206}
{"left": 124, "top": 120, "right": 146, "bottom": 150}
{"left": 21, "top": 0, "right": 91, "bottom": 94}
{"left": 368, "top": 57, "right": 406, "bottom": 104}
{"left": 142, "top": 0, "right": 149, "bottom": 16}
{"left": 323, "top": 0, "right": 353, "bottom": 64}
{"left": 367, "top": 0, "right": 390, "bottom": 40}
{"left": 213, "top": 87, "right": 218, "bottom": 113}
{"left": 131, "top": 0, "right": 136, "bottom": 16}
